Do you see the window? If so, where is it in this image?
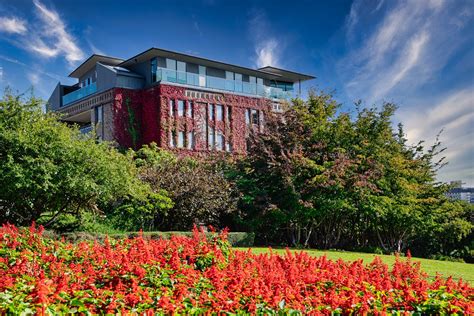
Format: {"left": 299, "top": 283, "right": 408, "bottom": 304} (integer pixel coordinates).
{"left": 178, "top": 100, "right": 185, "bottom": 117}
{"left": 95, "top": 105, "right": 103, "bottom": 124}
{"left": 216, "top": 132, "right": 224, "bottom": 151}
{"left": 225, "top": 71, "right": 234, "bottom": 91}
{"left": 216, "top": 104, "right": 223, "bottom": 121}
{"left": 251, "top": 109, "right": 259, "bottom": 125}
{"left": 226, "top": 106, "right": 232, "bottom": 122}
{"left": 199, "top": 65, "right": 206, "bottom": 87}
{"left": 177, "top": 131, "right": 185, "bottom": 148}
{"left": 177, "top": 61, "right": 186, "bottom": 84}
{"left": 226, "top": 139, "right": 232, "bottom": 152}
{"left": 169, "top": 99, "right": 175, "bottom": 117}
{"left": 187, "top": 101, "right": 193, "bottom": 118}
{"left": 187, "top": 131, "right": 195, "bottom": 149}
{"left": 208, "top": 104, "right": 215, "bottom": 121}
{"left": 169, "top": 131, "right": 176, "bottom": 148}
{"left": 151, "top": 58, "right": 157, "bottom": 82}
{"left": 208, "top": 127, "right": 215, "bottom": 149}
{"left": 245, "top": 109, "right": 250, "bottom": 125}
{"left": 235, "top": 73, "right": 243, "bottom": 92}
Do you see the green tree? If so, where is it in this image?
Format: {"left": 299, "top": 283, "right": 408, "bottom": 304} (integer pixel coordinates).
{"left": 0, "top": 92, "right": 149, "bottom": 227}
{"left": 230, "top": 90, "right": 472, "bottom": 256}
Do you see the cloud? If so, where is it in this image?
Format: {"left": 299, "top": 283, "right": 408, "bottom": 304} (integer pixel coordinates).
{"left": 0, "top": 0, "right": 84, "bottom": 66}
{"left": 248, "top": 10, "right": 282, "bottom": 68}
{"left": 336, "top": 0, "right": 473, "bottom": 104}
{"left": 255, "top": 39, "right": 280, "bottom": 68}
{"left": 0, "top": 17, "right": 27, "bottom": 34}
{"left": 27, "top": 72, "right": 40, "bottom": 86}
{"left": 398, "top": 88, "right": 474, "bottom": 185}
{"left": 31, "top": 0, "right": 84, "bottom": 64}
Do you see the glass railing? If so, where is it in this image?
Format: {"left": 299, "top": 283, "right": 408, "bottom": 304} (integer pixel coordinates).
{"left": 156, "top": 68, "right": 293, "bottom": 99}
{"left": 79, "top": 125, "right": 93, "bottom": 134}
{"left": 62, "top": 82, "right": 97, "bottom": 106}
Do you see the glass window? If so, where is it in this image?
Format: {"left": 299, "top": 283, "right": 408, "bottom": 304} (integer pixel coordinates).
{"left": 178, "top": 100, "right": 185, "bottom": 117}
{"left": 208, "top": 104, "right": 215, "bottom": 121}
{"left": 169, "top": 99, "right": 175, "bottom": 117}
{"left": 251, "top": 109, "right": 259, "bottom": 125}
{"left": 245, "top": 109, "right": 250, "bottom": 125}
{"left": 151, "top": 58, "right": 157, "bottom": 82}
{"left": 216, "top": 104, "right": 223, "bottom": 121}
{"left": 169, "top": 131, "right": 176, "bottom": 148}
{"left": 178, "top": 131, "right": 185, "bottom": 148}
{"left": 177, "top": 61, "right": 186, "bottom": 84}
{"left": 95, "top": 106, "right": 103, "bottom": 124}
{"left": 187, "top": 131, "right": 195, "bottom": 149}
{"left": 216, "top": 132, "right": 224, "bottom": 151}
{"left": 208, "top": 127, "right": 215, "bottom": 149}
{"left": 166, "top": 58, "right": 176, "bottom": 70}
{"left": 235, "top": 73, "right": 243, "bottom": 92}
{"left": 199, "top": 65, "right": 206, "bottom": 87}
{"left": 226, "top": 139, "right": 232, "bottom": 152}
{"left": 187, "top": 101, "right": 193, "bottom": 118}
{"left": 226, "top": 106, "right": 232, "bottom": 122}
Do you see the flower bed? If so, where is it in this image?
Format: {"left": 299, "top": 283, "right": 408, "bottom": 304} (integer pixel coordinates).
{"left": 0, "top": 224, "right": 472, "bottom": 315}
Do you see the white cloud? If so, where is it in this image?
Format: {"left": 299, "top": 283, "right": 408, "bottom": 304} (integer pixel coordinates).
{"left": 398, "top": 88, "right": 474, "bottom": 185}
{"left": 337, "top": 0, "right": 464, "bottom": 103}
{"left": 27, "top": 72, "right": 40, "bottom": 86}
{"left": 31, "top": 0, "right": 84, "bottom": 64}
{"left": 0, "top": 17, "right": 27, "bottom": 34}
{"left": 248, "top": 10, "right": 283, "bottom": 68}
{"left": 255, "top": 39, "right": 280, "bottom": 68}
{"left": 0, "top": 1, "right": 84, "bottom": 66}
{"left": 337, "top": 0, "right": 474, "bottom": 185}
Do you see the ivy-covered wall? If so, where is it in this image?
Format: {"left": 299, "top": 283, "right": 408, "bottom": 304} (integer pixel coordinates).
{"left": 112, "top": 84, "right": 271, "bottom": 154}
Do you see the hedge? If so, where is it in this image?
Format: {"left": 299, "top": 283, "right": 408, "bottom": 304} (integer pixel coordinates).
{"left": 55, "top": 231, "right": 255, "bottom": 247}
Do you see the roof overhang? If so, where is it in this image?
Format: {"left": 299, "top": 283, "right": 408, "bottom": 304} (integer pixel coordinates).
{"left": 258, "top": 66, "right": 315, "bottom": 82}
{"left": 119, "top": 47, "right": 314, "bottom": 83}
{"left": 69, "top": 54, "right": 124, "bottom": 78}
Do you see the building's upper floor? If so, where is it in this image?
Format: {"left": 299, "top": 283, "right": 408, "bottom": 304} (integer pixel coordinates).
{"left": 48, "top": 47, "right": 314, "bottom": 111}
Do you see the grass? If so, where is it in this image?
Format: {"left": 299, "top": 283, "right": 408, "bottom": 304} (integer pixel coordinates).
{"left": 235, "top": 247, "right": 474, "bottom": 284}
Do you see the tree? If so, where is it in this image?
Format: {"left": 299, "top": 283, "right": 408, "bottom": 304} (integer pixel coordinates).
{"left": 0, "top": 92, "right": 149, "bottom": 227}
{"left": 130, "top": 144, "right": 238, "bottom": 230}
{"left": 230, "top": 90, "right": 472, "bottom": 255}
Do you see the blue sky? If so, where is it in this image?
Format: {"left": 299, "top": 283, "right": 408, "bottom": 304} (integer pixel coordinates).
{"left": 0, "top": 0, "right": 473, "bottom": 185}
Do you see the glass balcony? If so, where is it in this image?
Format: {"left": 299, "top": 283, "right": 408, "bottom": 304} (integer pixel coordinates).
{"left": 62, "top": 82, "right": 97, "bottom": 106}
{"left": 156, "top": 68, "right": 293, "bottom": 99}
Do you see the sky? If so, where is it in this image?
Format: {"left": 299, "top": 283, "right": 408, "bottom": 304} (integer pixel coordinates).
{"left": 0, "top": 0, "right": 473, "bottom": 185}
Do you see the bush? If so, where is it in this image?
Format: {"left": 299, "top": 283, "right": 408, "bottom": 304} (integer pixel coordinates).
{"left": 1, "top": 224, "right": 472, "bottom": 314}
{"left": 57, "top": 230, "right": 255, "bottom": 247}
{"left": 130, "top": 144, "right": 238, "bottom": 231}
{"left": 0, "top": 92, "right": 149, "bottom": 228}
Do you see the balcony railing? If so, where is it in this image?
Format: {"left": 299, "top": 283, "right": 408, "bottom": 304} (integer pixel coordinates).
{"left": 156, "top": 68, "right": 293, "bottom": 99}
{"left": 62, "top": 82, "right": 97, "bottom": 106}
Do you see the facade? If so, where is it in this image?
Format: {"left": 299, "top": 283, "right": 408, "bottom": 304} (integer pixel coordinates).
{"left": 47, "top": 47, "right": 314, "bottom": 154}
{"left": 446, "top": 181, "right": 474, "bottom": 204}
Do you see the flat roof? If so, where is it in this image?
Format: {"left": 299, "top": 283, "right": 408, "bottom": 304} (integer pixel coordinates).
{"left": 69, "top": 54, "right": 124, "bottom": 78}
{"left": 119, "top": 47, "right": 315, "bottom": 83}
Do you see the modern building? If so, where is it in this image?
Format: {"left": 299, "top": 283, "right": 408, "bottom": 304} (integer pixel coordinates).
{"left": 47, "top": 47, "right": 314, "bottom": 153}
{"left": 446, "top": 181, "right": 474, "bottom": 204}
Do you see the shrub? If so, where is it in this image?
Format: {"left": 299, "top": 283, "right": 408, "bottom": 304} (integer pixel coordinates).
{"left": 0, "top": 93, "right": 149, "bottom": 228}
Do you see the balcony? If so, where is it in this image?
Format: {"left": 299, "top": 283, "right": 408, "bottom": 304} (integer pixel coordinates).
{"left": 62, "top": 82, "right": 97, "bottom": 106}
{"left": 156, "top": 68, "right": 293, "bottom": 100}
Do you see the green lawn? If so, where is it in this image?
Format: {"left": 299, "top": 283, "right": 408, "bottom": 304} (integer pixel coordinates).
{"left": 235, "top": 247, "right": 474, "bottom": 284}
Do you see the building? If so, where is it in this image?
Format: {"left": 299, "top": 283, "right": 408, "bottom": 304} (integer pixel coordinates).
{"left": 47, "top": 47, "right": 314, "bottom": 154}
{"left": 446, "top": 181, "right": 474, "bottom": 204}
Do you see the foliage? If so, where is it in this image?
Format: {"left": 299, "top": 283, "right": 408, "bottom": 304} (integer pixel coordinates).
{"left": 0, "top": 92, "right": 149, "bottom": 227}
{"left": 0, "top": 224, "right": 472, "bottom": 314}
{"left": 228, "top": 91, "right": 473, "bottom": 257}
{"left": 129, "top": 144, "right": 238, "bottom": 230}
